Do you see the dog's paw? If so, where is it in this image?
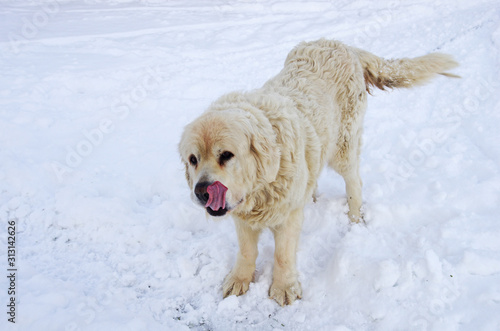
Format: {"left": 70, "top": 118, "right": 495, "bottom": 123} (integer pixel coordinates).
{"left": 222, "top": 274, "right": 251, "bottom": 298}
{"left": 348, "top": 212, "right": 365, "bottom": 224}
{"left": 269, "top": 281, "right": 302, "bottom": 306}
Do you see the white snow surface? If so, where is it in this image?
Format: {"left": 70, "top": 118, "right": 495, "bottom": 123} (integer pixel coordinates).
{"left": 1, "top": 0, "right": 500, "bottom": 330}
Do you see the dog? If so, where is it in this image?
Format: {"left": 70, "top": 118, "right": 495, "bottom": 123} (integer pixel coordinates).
{"left": 178, "top": 39, "right": 458, "bottom": 306}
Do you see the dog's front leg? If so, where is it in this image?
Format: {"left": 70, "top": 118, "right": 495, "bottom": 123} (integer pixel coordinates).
{"left": 223, "top": 217, "right": 261, "bottom": 298}
{"left": 269, "top": 208, "right": 303, "bottom": 306}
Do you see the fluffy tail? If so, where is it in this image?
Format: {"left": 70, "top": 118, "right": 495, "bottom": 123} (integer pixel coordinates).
{"left": 354, "top": 48, "right": 460, "bottom": 93}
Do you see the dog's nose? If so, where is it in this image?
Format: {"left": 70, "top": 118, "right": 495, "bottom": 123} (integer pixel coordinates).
{"left": 194, "top": 182, "right": 211, "bottom": 205}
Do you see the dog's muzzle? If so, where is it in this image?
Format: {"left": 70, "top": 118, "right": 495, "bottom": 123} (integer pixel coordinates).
{"left": 194, "top": 181, "right": 228, "bottom": 216}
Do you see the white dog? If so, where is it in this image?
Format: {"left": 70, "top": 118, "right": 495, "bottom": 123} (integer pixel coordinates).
{"left": 179, "top": 39, "right": 458, "bottom": 306}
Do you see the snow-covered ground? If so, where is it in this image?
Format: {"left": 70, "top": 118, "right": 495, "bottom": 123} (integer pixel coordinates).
{"left": 1, "top": 0, "right": 499, "bottom": 330}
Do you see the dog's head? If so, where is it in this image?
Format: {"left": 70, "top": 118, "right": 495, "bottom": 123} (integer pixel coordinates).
{"left": 178, "top": 109, "right": 280, "bottom": 217}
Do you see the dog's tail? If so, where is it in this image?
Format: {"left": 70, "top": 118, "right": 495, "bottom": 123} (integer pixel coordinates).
{"left": 354, "top": 48, "right": 460, "bottom": 93}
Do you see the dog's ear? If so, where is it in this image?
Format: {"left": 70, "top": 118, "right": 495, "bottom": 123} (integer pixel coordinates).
{"left": 183, "top": 161, "right": 193, "bottom": 189}
{"left": 250, "top": 131, "right": 280, "bottom": 183}
{"left": 178, "top": 127, "right": 194, "bottom": 189}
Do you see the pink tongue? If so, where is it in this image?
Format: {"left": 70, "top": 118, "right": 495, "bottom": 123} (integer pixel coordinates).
{"left": 205, "top": 181, "right": 228, "bottom": 211}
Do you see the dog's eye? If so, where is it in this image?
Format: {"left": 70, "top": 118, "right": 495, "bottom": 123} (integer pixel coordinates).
{"left": 219, "top": 151, "right": 234, "bottom": 165}
{"left": 189, "top": 155, "right": 198, "bottom": 166}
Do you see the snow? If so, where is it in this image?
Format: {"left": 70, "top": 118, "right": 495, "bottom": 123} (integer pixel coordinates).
{"left": 1, "top": 0, "right": 499, "bottom": 330}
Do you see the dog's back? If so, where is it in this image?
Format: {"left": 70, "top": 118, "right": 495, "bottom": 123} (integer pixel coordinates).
{"left": 261, "top": 38, "right": 459, "bottom": 222}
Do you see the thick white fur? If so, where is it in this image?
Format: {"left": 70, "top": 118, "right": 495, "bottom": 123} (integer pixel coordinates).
{"left": 178, "top": 39, "right": 458, "bottom": 306}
